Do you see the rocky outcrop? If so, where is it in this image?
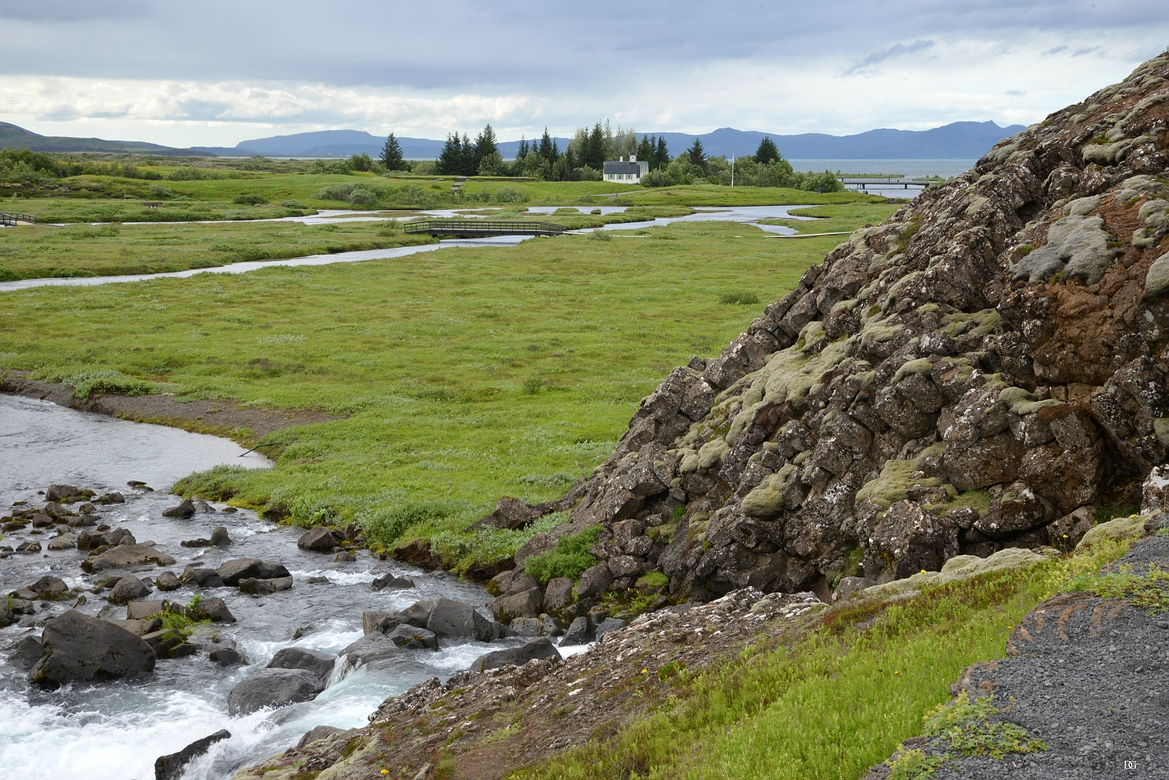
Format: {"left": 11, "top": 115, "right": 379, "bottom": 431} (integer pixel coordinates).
{"left": 480, "top": 51, "right": 1169, "bottom": 604}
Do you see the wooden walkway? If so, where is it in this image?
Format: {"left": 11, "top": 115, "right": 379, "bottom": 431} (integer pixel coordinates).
{"left": 838, "top": 177, "right": 936, "bottom": 192}
{"left": 0, "top": 212, "right": 36, "bottom": 227}
{"left": 405, "top": 219, "right": 568, "bottom": 238}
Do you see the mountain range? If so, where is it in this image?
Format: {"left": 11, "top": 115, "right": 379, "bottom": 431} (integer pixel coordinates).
{"left": 1, "top": 120, "right": 1025, "bottom": 161}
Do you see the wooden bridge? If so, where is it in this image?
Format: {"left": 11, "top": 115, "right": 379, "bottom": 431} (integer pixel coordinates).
{"left": 0, "top": 212, "right": 36, "bottom": 227}
{"left": 838, "top": 177, "right": 937, "bottom": 192}
{"left": 405, "top": 219, "right": 568, "bottom": 238}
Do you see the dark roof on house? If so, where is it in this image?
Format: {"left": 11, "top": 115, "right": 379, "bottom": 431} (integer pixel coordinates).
{"left": 603, "top": 160, "right": 643, "bottom": 175}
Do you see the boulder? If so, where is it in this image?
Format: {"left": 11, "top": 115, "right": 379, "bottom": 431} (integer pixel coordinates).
{"left": 298, "top": 526, "right": 336, "bottom": 552}
{"left": 7, "top": 636, "right": 43, "bottom": 666}
{"left": 831, "top": 576, "right": 877, "bottom": 603}
{"left": 560, "top": 616, "right": 592, "bottom": 645}
{"left": 126, "top": 600, "right": 169, "bottom": 620}
{"left": 337, "top": 634, "right": 427, "bottom": 674}
{"left": 209, "top": 638, "right": 244, "bottom": 666}
{"left": 574, "top": 563, "right": 613, "bottom": 599}
{"left": 46, "top": 484, "right": 83, "bottom": 502}
{"left": 469, "top": 637, "right": 562, "bottom": 673}
{"left": 181, "top": 567, "right": 224, "bottom": 588}
{"left": 362, "top": 610, "right": 404, "bottom": 636}
{"left": 371, "top": 574, "right": 415, "bottom": 591}
{"left": 297, "top": 725, "right": 347, "bottom": 749}
{"left": 1142, "top": 464, "right": 1169, "bottom": 514}
{"left": 334, "top": 551, "right": 356, "bottom": 563}
{"left": 227, "top": 668, "right": 323, "bottom": 715}
{"left": 142, "top": 629, "right": 196, "bottom": 659}
{"left": 81, "top": 544, "right": 175, "bottom": 573}
{"left": 0, "top": 604, "right": 15, "bottom": 629}
{"left": 386, "top": 624, "right": 439, "bottom": 650}
{"left": 16, "top": 541, "right": 41, "bottom": 554}
{"left": 154, "top": 571, "right": 181, "bottom": 592}
{"left": 30, "top": 610, "right": 156, "bottom": 687}
{"left": 47, "top": 534, "right": 76, "bottom": 551}
{"left": 239, "top": 576, "right": 293, "bottom": 595}
{"left": 509, "top": 616, "right": 560, "bottom": 638}
{"left": 487, "top": 587, "right": 543, "bottom": 623}
{"left": 470, "top": 496, "right": 543, "bottom": 531}
{"left": 426, "top": 597, "right": 500, "bottom": 642}
{"left": 268, "top": 647, "right": 336, "bottom": 681}
{"left": 161, "top": 499, "right": 196, "bottom": 519}
{"left": 594, "top": 617, "right": 626, "bottom": 641}
{"left": 29, "top": 576, "right": 69, "bottom": 599}
{"left": 109, "top": 575, "right": 151, "bottom": 605}
{"left": 209, "top": 526, "right": 231, "bottom": 547}
{"left": 216, "top": 559, "right": 290, "bottom": 586}
{"left": 154, "top": 729, "right": 231, "bottom": 780}
{"left": 192, "top": 597, "right": 235, "bottom": 623}
{"left": 400, "top": 599, "right": 436, "bottom": 628}
{"left": 543, "top": 577, "right": 574, "bottom": 613}
{"left": 94, "top": 492, "right": 125, "bottom": 505}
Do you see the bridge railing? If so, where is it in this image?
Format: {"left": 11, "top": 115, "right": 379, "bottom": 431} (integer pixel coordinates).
{"left": 405, "top": 219, "right": 568, "bottom": 237}
{"left": 0, "top": 212, "right": 36, "bottom": 227}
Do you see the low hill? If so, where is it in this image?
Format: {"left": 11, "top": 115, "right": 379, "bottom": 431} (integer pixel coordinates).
{"left": 0, "top": 121, "right": 203, "bottom": 156}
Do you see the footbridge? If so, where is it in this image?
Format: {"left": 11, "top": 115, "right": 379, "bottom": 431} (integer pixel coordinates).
{"left": 405, "top": 219, "right": 568, "bottom": 239}
{"left": 0, "top": 212, "right": 36, "bottom": 227}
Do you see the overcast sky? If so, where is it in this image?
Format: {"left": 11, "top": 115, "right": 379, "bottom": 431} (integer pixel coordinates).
{"left": 0, "top": 1, "right": 1166, "bottom": 147}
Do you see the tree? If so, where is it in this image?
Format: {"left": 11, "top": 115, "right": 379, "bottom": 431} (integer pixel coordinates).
{"left": 349, "top": 152, "right": 373, "bottom": 172}
{"left": 380, "top": 133, "right": 407, "bottom": 171}
{"left": 436, "top": 133, "right": 464, "bottom": 175}
{"left": 537, "top": 128, "right": 559, "bottom": 165}
{"left": 755, "top": 136, "right": 781, "bottom": 166}
{"left": 584, "top": 122, "right": 605, "bottom": 169}
{"left": 636, "top": 135, "right": 655, "bottom": 168}
{"left": 687, "top": 138, "right": 706, "bottom": 169}
{"left": 460, "top": 133, "right": 476, "bottom": 176}
{"left": 654, "top": 136, "right": 670, "bottom": 169}
{"left": 473, "top": 124, "right": 499, "bottom": 174}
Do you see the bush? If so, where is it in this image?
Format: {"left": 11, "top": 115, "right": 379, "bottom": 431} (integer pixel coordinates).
{"left": 492, "top": 187, "right": 529, "bottom": 204}
{"left": 307, "top": 159, "right": 352, "bottom": 175}
{"left": 640, "top": 169, "right": 673, "bottom": 188}
{"left": 577, "top": 165, "right": 602, "bottom": 182}
{"left": 61, "top": 369, "right": 154, "bottom": 401}
{"left": 314, "top": 183, "right": 356, "bottom": 201}
{"left": 349, "top": 153, "right": 373, "bottom": 172}
{"left": 347, "top": 187, "right": 378, "bottom": 207}
{"left": 363, "top": 501, "right": 454, "bottom": 546}
{"left": 280, "top": 199, "right": 306, "bottom": 208}
{"left": 147, "top": 184, "right": 175, "bottom": 199}
{"left": 524, "top": 525, "right": 603, "bottom": 583}
{"left": 719, "top": 292, "right": 760, "bottom": 305}
{"left": 232, "top": 193, "right": 268, "bottom": 205}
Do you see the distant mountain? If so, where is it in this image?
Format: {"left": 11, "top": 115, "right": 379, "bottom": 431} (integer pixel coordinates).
{"left": 200, "top": 121, "right": 1023, "bottom": 161}
{"left": 0, "top": 121, "right": 203, "bottom": 156}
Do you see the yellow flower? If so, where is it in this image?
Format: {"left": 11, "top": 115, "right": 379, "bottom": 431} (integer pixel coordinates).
{"left": 381, "top": 771, "right": 389, "bottom": 776}
{"left": 641, "top": 668, "right": 648, "bottom": 674}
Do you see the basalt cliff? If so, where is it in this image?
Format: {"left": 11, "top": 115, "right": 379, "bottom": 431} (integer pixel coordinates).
{"left": 483, "top": 51, "right": 1169, "bottom": 610}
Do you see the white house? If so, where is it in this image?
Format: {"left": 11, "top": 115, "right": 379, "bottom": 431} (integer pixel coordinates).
{"left": 602, "top": 156, "right": 649, "bottom": 184}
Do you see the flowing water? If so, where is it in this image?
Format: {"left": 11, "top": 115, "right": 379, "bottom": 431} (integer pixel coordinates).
{"left": 0, "top": 206, "right": 814, "bottom": 293}
{"left": 0, "top": 394, "right": 505, "bottom": 780}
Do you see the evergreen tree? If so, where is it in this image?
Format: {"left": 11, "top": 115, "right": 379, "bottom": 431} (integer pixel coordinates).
{"left": 654, "top": 136, "right": 670, "bottom": 169}
{"left": 517, "top": 136, "right": 529, "bottom": 160}
{"left": 380, "top": 133, "right": 406, "bottom": 171}
{"left": 460, "top": 133, "right": 476, "bottom": 176}
{"left": 537, "top": 128, "right": 558, "bottom": 164}
{"left": 687, "top": 138, "right": 706, "bottom": 169}
{"left": 755, "top": 136, "right": 781, "bottom": 165}
{"left": 585, "top": 122, "right": 605, "bottom": 168}
{"left": 472, "top": 124, "right": 499, "bottom": 173}
{"left": 636, "top": 135, "right": 654, "bottom": 167}
{"left": 436, "top": 132, "right": 463, "bottom": 175}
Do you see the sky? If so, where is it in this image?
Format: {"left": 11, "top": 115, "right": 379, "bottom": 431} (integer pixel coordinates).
{"left": 0, "top": 1, "right": 1166, "bottom": 148}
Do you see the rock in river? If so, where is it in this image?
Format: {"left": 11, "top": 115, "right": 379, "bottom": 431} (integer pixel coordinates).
{"left": 470, "top": 637, "right": 562, "bottom": 673}
{"left": 227, "top": 668, "right": 324, "bottom": 716}
{"left": 155, "top": 729, "right": 231, "bottom": 780}
{"left": 81, "top": 543, "right": 176, "bottom": 573}
{"left": 29, "top": 610, "right": 156, "bottom": 688}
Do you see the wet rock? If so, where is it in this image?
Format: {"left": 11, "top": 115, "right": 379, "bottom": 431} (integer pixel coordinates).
{"left": 180, "top": 566, "right": 224, "bottom": 588}
{"left": 227, "top": 668, "right": 323, "bottom": 715}
{"left": 386, "top": 624, "right": 439, "bottom": 650}
{"left": 334, "top": 550, "right": 356, "bottom": 563}
{"left": 81, "top": 543, "right": 175, "bottom": 573}
{"left": 400, "top": 599, "right": 436, "bottom": 628}
{"left": 46, "top": 484, "right": 83, "bottom": 502}
{"left": 426, "top": 597, "right": 502, "bottom": 643}
{"left": 15, "top": 541, "right": 41, "bottom": 554}
{"left": 337, "top": 634, "right": 428, "bottom": 674}
{"left": 560, "top": 616, "right": 592, "bottom": 645}
{"left": 180, "top": 537, "right": 212, "bottom": 548}
{"left": 29, "top": 576, "right": 69, "bottom": 600}
{"left": 594, "top": 617, "right": 626, "bottom": 641}
{"left": 297, "top": 725, "right": 346, "bottom": 749}
{"left": 154, "top": 729, "right": 231, "bottom": 780}
{"left": 142, "top": 629, "right": 196, "bottom": 659}
{"left": 362, "top": 610, "right": 404, "bottom": 636}
{"left": 47, "top": 533, "right": 75, "bottom": 551}
{"left": 297, "top": 526, "right": 336, "bottom": 552}
{"left": 487, "top": 587, "right": 542, "bottom": 623}
{"left": 109, "top": 575, "right": 151, "bottom": 605}
{"left": 216, "top": 559, "right": 290, "bottom": 586}
{"left": 0, "top": 603, "right": 13, "bottom": 628}
{"left": 209, "top": 526, "right": 231, "bottom": 547}
{"left": 192, "top": 597, "right": 235, "bottom": 623}
{"left": 161, "top": 498, "right": 196, "bottom": 519}
{"left": 469, "top": 637, "right": 562, "bottom": 673}
{"left": 7, "top": 636, "right": 43, "bottom": 666}
{"left": 509, "top": 615, "right": 560, "bottom": 638}
{"left": 154, "top": 571, "right": 181, "bottom": 592}
{"left": 268, "top": 647, "right": 336, "bottom": 681}
{"left": 94, "top": 492, "right": 125, "bottom": 505}
{"left": 30, "top": 610, "right": 155, "bottom": 688}
{"left": 126, "top": 600, "right": 169, "bottom": 620}
{"left": 238, "top": 576, "right": 293, "bottom": 595}
{"left": 371, "top": 573, "right": 415, "bottom": 591}
{"left": 209, "top": 644, "right": 243, "bottom": 666}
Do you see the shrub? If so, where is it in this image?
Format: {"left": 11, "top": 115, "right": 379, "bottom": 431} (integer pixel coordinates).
{"left": 522, "top": 376, "right": 546, "bottom": 395}
{"left": 61, "top": 369, "right": 154, "bottom": 401}
{"left": 314, "top": 184, "right": 356, "bottom": 201}
{"left": 524, "top": 525, "right": 603, "bottom": 583}
{"left": 492, "top": 187, "right": 529, "bottom": 204}
{"left": 232, "top": 193, "right": 268, "bottom": 205}
{"left": 347, "top": 187, "right": 378, "bottom": 207}
{"left": 640, "top": 169, "right": 673, "bottom": 188}
{"left": 307, "top": 159, "right": 352, "bottom": 175}
{"left": 280, "top": 199, "right": 307, "bottom": 209}
{"left": 349, "top": 153, "right": 373, "bottom": 172}
{"left": 719, "top": 292, "right": 759, "bottom": 305}
{"left": 363, "top": 500, "right": 454, "bottom": 546}
{"left": 147, "top": 184, "right": 175, "bottom": 199}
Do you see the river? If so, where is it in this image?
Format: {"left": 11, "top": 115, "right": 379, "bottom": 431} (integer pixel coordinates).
{"left": 0, "top": 205, "right": 815, "bottom": 293}
{"left": 0, "top": 394, "right": 511, "bottom": 780}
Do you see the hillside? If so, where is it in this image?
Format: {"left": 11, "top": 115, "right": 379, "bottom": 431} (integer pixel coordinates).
{"left": 232, "top": 48, "right": 1169, "bottom": 780}
{"left": 0, "top": 121, "right": 200, "bottom": 155}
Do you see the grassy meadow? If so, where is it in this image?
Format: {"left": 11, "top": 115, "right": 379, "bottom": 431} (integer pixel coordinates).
{"left": 0, "top": 204, "right": 895, "bottom": 572}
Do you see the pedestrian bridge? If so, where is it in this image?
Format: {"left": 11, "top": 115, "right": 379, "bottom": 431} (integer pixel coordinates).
{"left": 405, "top": 219, "right": 568, "bottom": 238}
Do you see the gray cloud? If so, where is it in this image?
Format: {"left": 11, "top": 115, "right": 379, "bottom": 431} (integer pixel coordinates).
{"left": 844, "top": 40, "right": 936, "bottom": 76}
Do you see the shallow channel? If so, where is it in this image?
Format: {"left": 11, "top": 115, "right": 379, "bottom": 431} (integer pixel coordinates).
{"left": 0, "top": 394, "right": 506, "bottom": 780}
{"left": 0, "top": 205, "right": 815, "bottom": 293}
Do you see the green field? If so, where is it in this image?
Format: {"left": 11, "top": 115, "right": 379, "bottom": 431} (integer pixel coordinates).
{"left": 0, "top": 202, "right": 895, "bottom": 571}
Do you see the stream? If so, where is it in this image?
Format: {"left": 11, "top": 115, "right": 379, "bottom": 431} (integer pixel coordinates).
{"left": 0, "top": 394, "right": 510, "bottom": 780}
{"left": 0, "top": 205, "right": 815, "bottom": 293}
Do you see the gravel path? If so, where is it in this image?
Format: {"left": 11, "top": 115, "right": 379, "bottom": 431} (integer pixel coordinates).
{"left": 867, "top": 534, "right": 1169, "bottom": 779}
